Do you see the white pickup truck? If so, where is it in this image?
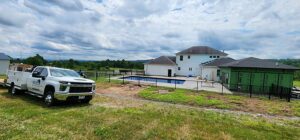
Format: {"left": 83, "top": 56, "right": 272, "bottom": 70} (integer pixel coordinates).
{"left": 6, "top": 66, "right": 96, "bottom": 106}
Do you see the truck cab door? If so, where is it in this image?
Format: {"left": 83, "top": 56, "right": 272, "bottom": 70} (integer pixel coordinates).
{"left": 37, "top": 68, "right": 48, "bottom": 93}
{"left": 29, "top": 67, "right": 45, "bottom": 94}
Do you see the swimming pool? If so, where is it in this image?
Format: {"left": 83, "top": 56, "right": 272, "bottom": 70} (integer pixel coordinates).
{"left": 121, "top": 76, "right": 185, "bottom": 84}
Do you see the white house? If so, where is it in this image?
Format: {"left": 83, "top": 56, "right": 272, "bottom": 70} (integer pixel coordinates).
{"left": 200, "top": 57, "right": 235, "bottom": 81}
{"left": 0, "top": 53, "right": 10, "bottom": 75}
{"left": 144, "top": 46, "right": 234, "bottom": 81}
{"left": 175, "top": 46, "right": 228, "bottom": 77}
{"left": 144, "top": 56, "right": 177, "bottom": 77}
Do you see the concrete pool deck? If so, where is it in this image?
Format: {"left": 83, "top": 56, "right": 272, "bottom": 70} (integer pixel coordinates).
{"left": 112, "top": 75, "right": 232, "bottom": 94}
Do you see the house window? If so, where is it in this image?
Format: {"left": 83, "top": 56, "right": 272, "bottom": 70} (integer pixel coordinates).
{"left": 188, "top": 55, "right": 191, "bottom": 59}
{"left": 178, "top": 67, "right": 181, "bottom": 71}
{"left": 180, "top": 55, "right": 183, "bottom": 61}
{"left": 189, "top": 68, "right": 192, "bottom": 71}
{"left": 217, "top": 70, "right": 220, "bottom": 76}
{"left": 210, "top": 56, "right": 212, "bottom": 58}
{"left": 213, "top": 56, "right": 216, "bottom": 58}
{"left": 217, "top": 56, "right": 220, "bottom": 58}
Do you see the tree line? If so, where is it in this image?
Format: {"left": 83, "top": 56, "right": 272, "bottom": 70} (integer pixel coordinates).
{"left": 10, "top": 54, "right": 300, "bottom": 80}
{"left": 12, "top": 54, "right": 144, "bottom": 71}
{"left": 278, "top": 59, "right": 300, "bottom": 80}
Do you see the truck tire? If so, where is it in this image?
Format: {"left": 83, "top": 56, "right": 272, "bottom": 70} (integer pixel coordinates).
{"left": 9, "top": 84, "right": 18, "bottom": 96}
{"left": 44, "top": 90, "right": 56, "bottom": 107}
{"left": 81, "top": 99, "right": 91, "bottom": 104}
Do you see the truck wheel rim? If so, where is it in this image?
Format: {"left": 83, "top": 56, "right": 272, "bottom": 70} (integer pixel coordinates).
{"left": 45, "top": 95, "right": 52, "bottom": 105}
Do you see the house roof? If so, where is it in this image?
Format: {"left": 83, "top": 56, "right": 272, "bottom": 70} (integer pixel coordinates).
{"left": 202, "top": 57, "right": 236, "bottom": 67}
{"left": 145, "top": 56, "right": 176, "bottom": 65}
{"left": 220, "top": 57, "right": 299, "bottom": 70}
{"left": 176, "top": 46, "right": 227, "bottom": 56}
{"left": 0, "top": 53, "right": 10, "bottom": 60}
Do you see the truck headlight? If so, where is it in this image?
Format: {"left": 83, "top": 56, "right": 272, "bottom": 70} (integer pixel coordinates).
{"left": 59, "top": 81, "right": 69, "bottom": 91}
{"left": 60, "top": 85, "right": 68, "bottom": 91}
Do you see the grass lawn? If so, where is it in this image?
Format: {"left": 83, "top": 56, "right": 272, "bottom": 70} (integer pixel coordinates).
{"left": 0, "top": 88, "right": 300, "bottom": 140}
{"left": 0, "top": 75, "right": 7, "bottom": 79}
{"left": 294, "top": 81, "right": 300, "bottom": 87}
{"left": 92, "top": 77, "right": 129, "bottom": 89}
{"left": 138, "top": 87, "right": 300, "bottom": 117}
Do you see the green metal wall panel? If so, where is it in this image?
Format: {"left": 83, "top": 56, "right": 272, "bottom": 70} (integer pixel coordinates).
{"left": 220, "top": 67, "right": 295, "bottom": 93}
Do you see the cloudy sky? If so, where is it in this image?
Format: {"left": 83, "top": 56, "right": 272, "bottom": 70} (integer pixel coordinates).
{"left": 0, "top": 0, "right": 300, "bottom": 60}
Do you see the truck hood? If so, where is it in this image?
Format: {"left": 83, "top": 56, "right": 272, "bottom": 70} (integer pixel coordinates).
{"left": 51, "top": 77, "right": 95, "bottom": 84}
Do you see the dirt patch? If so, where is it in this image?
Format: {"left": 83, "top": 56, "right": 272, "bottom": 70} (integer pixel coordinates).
{"left": 96, "top": 84, "right": 146, "bottom": 97}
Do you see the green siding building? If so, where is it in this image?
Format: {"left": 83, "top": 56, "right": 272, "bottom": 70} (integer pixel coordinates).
{"left": 220, "top": 57, "right": 299, "bottom": 93}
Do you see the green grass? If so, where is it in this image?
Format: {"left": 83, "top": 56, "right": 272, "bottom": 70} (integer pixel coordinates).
{"left": 294, "top": 81, "right": 300, "bottom": 87}
{"left": 138, "top": 87, "right": 300, "bottom": 117}
{"left": 91, "top": 77, "right": 129, "bottom": 89}
{"left": 0, "top": 88, "right": 299, "bottom": 140}
{"left": 0, "top": 75, "right": 7, "bottom": 79}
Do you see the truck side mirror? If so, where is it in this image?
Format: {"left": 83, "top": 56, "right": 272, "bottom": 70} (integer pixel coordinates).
{"left": 32, "top": 71, "right": 39, "bottom": 77}
{"left": 41, "top": 76, "right": 46, "bottom": 81}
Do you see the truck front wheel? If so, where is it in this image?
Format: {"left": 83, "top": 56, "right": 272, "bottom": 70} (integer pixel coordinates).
{"left": 81, "top": 98, "right": 91, "bottom": 104}
{"left": 44, "top": 90, "right": 56, "bottom": 107}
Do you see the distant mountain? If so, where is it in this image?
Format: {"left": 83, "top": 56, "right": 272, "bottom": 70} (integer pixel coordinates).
{"left": 129, "top": 60, "right": 151, "bottom": 63}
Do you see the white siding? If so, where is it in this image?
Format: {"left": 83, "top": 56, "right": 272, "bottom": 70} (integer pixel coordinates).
{"left": 176, "top": 54, "right": 225, "bottom": 76}
{"left": 201, "top": 66, "right": 219, "bottom": 81}
{"left": 0, "top": 60, "right": 10, "bottom": 75}
{"left": 144, "top": 64, "right": 176, "bottom": 77}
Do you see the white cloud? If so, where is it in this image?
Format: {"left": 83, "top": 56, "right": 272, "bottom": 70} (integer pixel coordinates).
{"left": 0, "top": 0, "right": 299, "bottom": 60}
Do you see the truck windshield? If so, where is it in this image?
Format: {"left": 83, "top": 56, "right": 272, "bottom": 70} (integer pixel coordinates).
{"left": 50, "top": 69, "right": 81, "bottom": 77}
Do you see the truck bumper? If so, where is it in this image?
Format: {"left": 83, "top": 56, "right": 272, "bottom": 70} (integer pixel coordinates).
{"left": 54, "top": 92, "right": 95, "bottom": 101}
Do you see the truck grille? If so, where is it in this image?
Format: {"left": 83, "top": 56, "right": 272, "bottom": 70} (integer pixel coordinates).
{"left": 68, "top": 82, "right": 93, "bottom": 93}
{"left": 70, "top": 82, "right": 93, "bottom": 86}
{"left": 69, "top": 87, "right": 93, "bottom": 93}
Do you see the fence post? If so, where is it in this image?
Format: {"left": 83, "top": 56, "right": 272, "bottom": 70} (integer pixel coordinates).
{"left": 280, "top": 87, "right": 283, "bottom": 99}
{"left": 122, "top": 74, "right": 125, "bottom": 84}
{"left": 287, "top": 88, "right": 291, "bottom": 102}
{"left": 95, "top": 71, "right": 98, "bottom": 81}
{"left": 269, "top": 84, "right": 273, "bottom": 100}
{"left": 222, "top": 82, "right": 224, "bottom": 95}
{"left": 197, "top": 80, "right": 199, "bottom": 92}
{"left": 249, "top": 85, "right": 252, "bottom": 98}
{"left": 109, "top": 74, "right": 111, "bottom": 83}
{"left": 138, "top": 77, "right": 140, "bottom": 86}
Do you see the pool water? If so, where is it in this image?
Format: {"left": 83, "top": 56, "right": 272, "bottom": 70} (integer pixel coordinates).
{"left": 121, "top": 76, "right": 185, "bottom": 84}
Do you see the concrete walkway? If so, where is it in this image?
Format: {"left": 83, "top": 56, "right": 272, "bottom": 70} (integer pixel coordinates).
{"left": 112, "top": 75, "right": 232, "bottom": 94}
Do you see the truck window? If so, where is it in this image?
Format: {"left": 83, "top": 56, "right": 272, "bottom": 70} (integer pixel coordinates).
{"left": 50, "top": 68, "right": 80, "bottom": 77}
{"left": 33, "top": 68, "right": 43, "bottom": 75}
{"left": 40, "top": 68, "right": 48, "bottom": 77}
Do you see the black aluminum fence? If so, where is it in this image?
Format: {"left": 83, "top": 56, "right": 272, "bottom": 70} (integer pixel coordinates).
{"left": 83, "top": 70, "right": 145, "bottom": 81}
{"left": 225, "top": 84, "right": 292, "bottom": 102}
{"left": 82, "top": 71, "right": 292, "bottom": 102}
